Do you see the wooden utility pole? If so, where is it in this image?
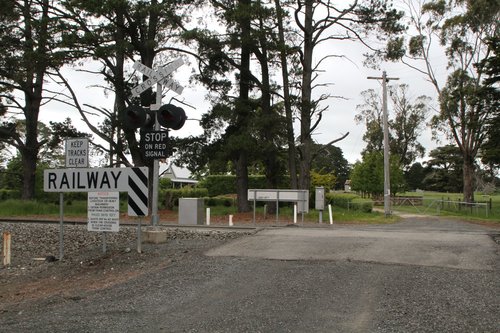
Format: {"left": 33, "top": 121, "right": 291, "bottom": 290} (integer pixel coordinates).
{"left": 367, "top": 71, "right": 399, "bottom": 217}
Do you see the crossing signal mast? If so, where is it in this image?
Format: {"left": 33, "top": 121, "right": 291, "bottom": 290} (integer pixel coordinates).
{"left": 124, "top": 58, "right": 186, "bottom": 225}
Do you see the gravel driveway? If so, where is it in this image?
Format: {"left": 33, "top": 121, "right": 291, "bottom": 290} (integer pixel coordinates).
{"left": 0, "top": 217, "right": 498, "bottom": 333}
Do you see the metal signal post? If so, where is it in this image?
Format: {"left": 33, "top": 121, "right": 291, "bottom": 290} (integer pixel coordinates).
{"left": 128, "top": 58, "right": 185, "bottom": 226}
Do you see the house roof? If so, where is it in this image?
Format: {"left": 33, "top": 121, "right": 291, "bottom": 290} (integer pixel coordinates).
{"left": 160, "top": 164, "right": 198, "bottom": 184}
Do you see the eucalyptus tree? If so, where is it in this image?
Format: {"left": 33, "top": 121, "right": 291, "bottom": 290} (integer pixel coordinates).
{"left": 182, "top": 0, "right": 291, "bottom": 211}
{"left": 423, "top": 145, "right": 463, "bottom": 193}
{"left": 181, "top": 0, "right": 257, "bottom": 211}
{"left": 388, "top": 0, "right": 499, "bottom": 202}
{"left": 477, "top": 37, "right": 500, "bottom": 172}
{"left": 350, "top": 151, "right": 405, "bottom": 198}
{"left": 0, "top": 0, "right": 80, "bottom": 199}
{"left": 355, "top": 84, "right": 430, "bottom": 170}
{"left": 291, "top": 0, "right": 405, "bottom": 190}
{"left": 311, "top": 144, "right": 350, "bottom": 190}
{"left": 59, "top": 0, "right": 198, "bottom": 167}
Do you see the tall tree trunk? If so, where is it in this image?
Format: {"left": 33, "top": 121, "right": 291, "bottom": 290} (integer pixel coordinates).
{"left": 275, "top": 0, "right": 298, "bottom": 189}
{"left": 235, "top": 0, "right": 252, "bottom": 212}
{"left": 462, "top": 152, "right": 475, "bottom": 203}
{"left": 256, "top": 12, "right": 278, "bottom": 214}
{"left": 21, "top": 0, "right": 48, "bottom": 200}
{"left": 298, "top": 0, "right": 314, "bottom": 190}
{"left": 112, "top": 5, "right": 126, "bottom": 167}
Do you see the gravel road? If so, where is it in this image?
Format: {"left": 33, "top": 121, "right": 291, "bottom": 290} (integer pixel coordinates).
{"left": 0, "top": 218, "right": 498, "bottom": 333}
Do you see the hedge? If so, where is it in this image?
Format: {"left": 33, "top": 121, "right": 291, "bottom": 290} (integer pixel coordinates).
{"left": 0, "top": 189, "right": 20, "bottom": 200}
{"left": 204, "top": 196, "right": 235, "bottom": 207}
{"left": 200, "top": 175, "right": 289, "bottom": 197}
{"left": 161, "top": 188, "right": 209, "bottom": 210}
{"left": 326, "top": 193, "right": 373, "bottom": 213}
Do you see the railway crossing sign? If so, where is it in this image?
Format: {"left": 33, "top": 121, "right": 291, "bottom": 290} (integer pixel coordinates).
{"left": 131, "top": 58, "right": 184, "bottom": 97}
{"left": 43, "top": 167, "right": 149, "bottom": 217}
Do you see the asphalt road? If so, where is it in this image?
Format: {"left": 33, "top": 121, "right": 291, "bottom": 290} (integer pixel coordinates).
{"left": 2, "top": 217, "right": 499, "bottom": 332}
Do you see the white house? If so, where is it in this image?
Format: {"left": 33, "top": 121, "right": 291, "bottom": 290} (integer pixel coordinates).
{"left": 160, "top": 164, "right": 198, "bottom": 188}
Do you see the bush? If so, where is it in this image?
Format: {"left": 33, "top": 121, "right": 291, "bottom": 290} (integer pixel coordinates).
{"left": 0, "top": 189, "right": 20, "bottom": 200}
{"left": 326, "top": 193, "right": 373, "bottom": 213}
{"left": 161, "top": 188, "right": 209, "bottom": 209}
{"left": 199, "top": 175, "right": 290, "bottom": 197}
{"left": 204, "top": 196, "right": 235, "bottom": 207}
{"left": 159, "top": 178, "right": 172, "bottom": 190}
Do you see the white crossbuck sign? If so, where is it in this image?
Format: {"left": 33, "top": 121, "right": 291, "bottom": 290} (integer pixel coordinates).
{"left": 131, "top": 58, "right": 184, "bottom": 97}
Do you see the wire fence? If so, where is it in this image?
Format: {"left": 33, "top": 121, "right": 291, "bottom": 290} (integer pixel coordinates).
{"left": 392, "top": 197, "right": 492, "bottom": 218}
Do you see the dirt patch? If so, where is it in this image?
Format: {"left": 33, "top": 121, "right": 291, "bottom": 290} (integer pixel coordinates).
{"left": 0, "top": 223, "right": 253, "bottom": 312}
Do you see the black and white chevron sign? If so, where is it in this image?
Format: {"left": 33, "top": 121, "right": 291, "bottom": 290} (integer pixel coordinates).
{"left": 128, "top": 167, "right": 149, "bottom": 216}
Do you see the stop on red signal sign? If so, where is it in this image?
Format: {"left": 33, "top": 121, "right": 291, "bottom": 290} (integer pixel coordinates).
{"left": 141, "top": 130, "right": 170, "bottom": 159}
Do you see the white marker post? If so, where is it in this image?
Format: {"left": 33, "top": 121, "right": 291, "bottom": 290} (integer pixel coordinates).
{"left": 206, "top": 207, "right": 211, "bottom": 226}
{"left": 229, "top": 215, "right": 233, "bottom": 226}
{"left": 293, "top": 204, "right": 297, "bottom": 224}
{"left": 3, "top": 232, "right": 11, "bottom": 266}
{"left": 328, "top": 204, "right": 333, "bottom": 225}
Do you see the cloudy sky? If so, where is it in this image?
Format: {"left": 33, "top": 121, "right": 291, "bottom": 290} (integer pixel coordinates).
{"left": 40, "top": 3, "right": 452, "bottom": 166}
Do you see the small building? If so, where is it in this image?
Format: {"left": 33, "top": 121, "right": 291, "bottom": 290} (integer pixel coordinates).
{"left": 344, "top": 179, "right": 352, "bottom": 192}
{"left": 160, "top": 164, "right": 198, "bottom": 188}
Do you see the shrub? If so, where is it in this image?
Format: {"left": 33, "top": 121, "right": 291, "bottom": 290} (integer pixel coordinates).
{"left": 161, "top": 188, "right": 209, "bottom": 209}
{"left": 0, "top": 189, "right": 20, "bottom": 200}
{"left": 200, "top": 175, "right": 267, "bottom": 197}
{"left": 326, "top": 192, "right": 373, "bottom": 213}
{"left": 204, "top": 196, "right": 235, "bottom": 207}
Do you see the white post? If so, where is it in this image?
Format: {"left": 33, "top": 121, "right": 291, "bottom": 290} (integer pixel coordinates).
{"left": 206, "top": 207, "right": 211, "bottom": 226}
{"left": 229, "top": 214, "right": 233, "bottom": 226}
{"left": 328, "top": 204, "right": 333, "bottom": 225}
{"left": 293, "top": 204, "right": 297, "bottom": 224}
{"left": 3, "top": 232, "right": 11, "bottom": 266}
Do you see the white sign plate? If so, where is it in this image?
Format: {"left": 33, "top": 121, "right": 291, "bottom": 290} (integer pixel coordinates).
{"left": 247, "top": 189, "right": 308, "bottom": 202}
{"left": 88, "top": 191, "right": 119, "bottom": 232}
{"left": 248, "top": 189, "right": 309, "bottom": 213}
{"left": 43, "top": 167, "right": 148, "bottom": 192}
{"left": 65, "top": 138, "right": 89, "bottom": 168}
{"left": 132, "top": 58, "right": 184, "bottom": 97}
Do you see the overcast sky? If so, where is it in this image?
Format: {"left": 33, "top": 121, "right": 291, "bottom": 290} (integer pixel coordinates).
{"left": 40, "top": 3, "right": 452, "bottom": 167}
{"left": 43, "top": 45, "right": 448, "bottom": 166}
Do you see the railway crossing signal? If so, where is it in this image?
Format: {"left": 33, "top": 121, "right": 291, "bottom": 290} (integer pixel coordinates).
{"left": 122, "top": 104, "right": 186, "bottom": 131}
{"left": 127, "top": 58, "right": 186, "bottom": 226}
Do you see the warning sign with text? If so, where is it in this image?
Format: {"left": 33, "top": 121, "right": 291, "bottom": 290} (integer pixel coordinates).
{"left": 65, "top": 138, "right": 89, "bottom": 168}
{"left": 88, "top": 192, "right": 119, "bottom": 232}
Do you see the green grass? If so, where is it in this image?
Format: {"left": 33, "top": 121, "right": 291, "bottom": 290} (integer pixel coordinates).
{"left": 247, "top": 205, "right": 398, "bottom": 224}
{"left": 0, "top": 199, "right": 128, "bottom": 217}
{"left": 0, "top": 199, "right": 396, "bottom": 224}
{"left": 2, "top": 192, "right": 497, "bottom": 224}
{"left": 394, "top": 192, "right": 500, "bottom": 223}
